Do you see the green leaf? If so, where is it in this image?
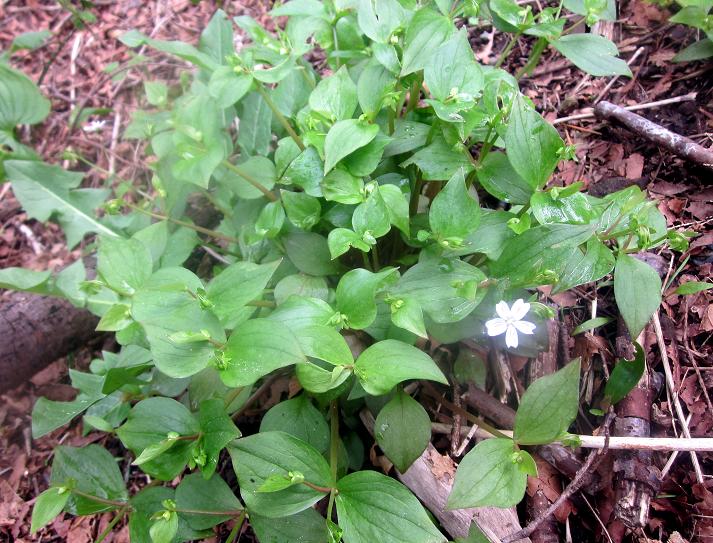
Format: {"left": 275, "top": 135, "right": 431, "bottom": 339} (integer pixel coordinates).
{"left": 324, "top": 120, "right": 379, "bottom": 174}
{"left": 514, "top": 359, "right": 581, "bottom": 445}
{"left": 207, "top": 259, "right": 280, "bottom": 328}
{"left": 31, "top": 487, "right": 70, "bottom": 534}
{"left": 282, "top": 190, "right": 322, "bottom": 230}
{"left": 572, "top": 316, "right": 614, "bottom": 335}
{"left": 198, "top": 398, "right": 241, "bottom": 478}
{"left": 282, "top": 146, "right": 324, "bottom": 196}
{"left": 336, "top": 470, "right": 446, "bottom": 543}
{"left": 429, "top": 169, "right": 480, "bottom": 239}
{"left": 551, "top": 34, "right": 632, "bottom": 77}
{"left": 132, "top": 268, "right": 225, "bottom": 378}
{"left": 5, "top": 160, "right": 116, "bottom": 247}
{"left": 552, "top": 237, "right": 615, "bottom": 294}
{"left": 224, "top": 156, "right": 277, "bottom": 200}
{"left": 274, "top": 273, "right": 330, "bottom": 305}
{"left": 673, "top": 39, "right": 713, "bottom": 63}
{"left": 132, "top": 438, "right": 179, "bottom": 466}
{"left": 50, "top": 445, "right": 128, "bottom": 515}
{"left": 357, "top": 60, "right": 397, "bottom": 117}
{"left": 237, "top": 92, "right": 273, "bottom": 156}
{"left": 530, "top": 190, "right": 596, "bottom": 225}
{"left": 175, "top": 473, "right": 242, "bottom": 530}
{"left": 490, "top": 224, "right": 597, "bottom": 286}
{"left": 378, "top": 183, "right": 410, "bottom": 235}
{"left": 605, "top": 342, "right": 646, "bottom": 405}
{"left": 309, "top": 65, "right": 358, "bottom": 121}
{"left": 424, "top": 28, "right": 484, "bottom": 102}
{"left": 400, "top": 137, "right": 473, "bottom": 181}
{"left": 389, "top": 295, "right": 427, "bottom": 338}
{"left": 208, "top": 67, "right": 253, "bottom": 108}
{"left": 144, "top": 81, "right": 168, "bottom": 107}
{"left": 199, "top": 9, "right": 234, "bottom": 63}
{"left": 293, "top": 324, "right": 355, "bottom": 367}
{"left": 476, "top": 151, "right": 533, "bottom": 205}
{"left": 393, "top": 257, "right": 487, "bottom": 323}
{"left": 400, "top": 8, "right": 454, "bottom": 75}
{"left": 322, "top": 169, "right": 365, "bottom": 204}
{"left": 614, "top": 254, "right": 662, "bottom": 339}
{"left": 220, "top": 318, "right": 306, "bottom": 387}
{"left": 250, "top": 509, "right": 329, "bottom": 543}
{"left": 296, "top": 361, "right": 352, "bottom": 395}
{"left": 96, "top": 303, "right": 133, "bottom": 332}
{"left": 32, "top": 378, "right": 104, "bottom": 438}
{"left": 448, "top": 438, "right": 530, "bottom": 509}
{"left": 352, "top": 186, "right": 391, "bottom": 238}
{"left": 0, "top": 267, "right": 51, "bottom": 292}
{"left": 98, "top": 237, "right": 153, "bottom": 296}
{"left": 228, "top": 431, "right": 331, "bottom": 517}
{"left": 9, "top": 30, "right": 52, "bottom": 53}
{"left": 383, "top": 120, "right": 430, "bottom": 157}
{"left": 268, "top": 295, "right": 336, "bottom": 329}
{"left": 504, "top": 94, "right": 564, "bottom": 190}
{"left": 336, "top": 268, "right": 399, "bottom": 329}
{"left": 676, "top": 281, "right": 713, "bottom": 295}
{"left": 355, "top": 339, "right": 447, "bottom": 395}
{"left": 328, "top": 228, "right": 369, "bottom": 259}
{"left": 150, "top": 511, "right": 178, "bottom": 543}
{"left": 119, "top": 30, "right": 219, "bottom": 71}
{"left": 260, "top": 395, "right": 330, "bottom": 454}
{"left": 117, "top": 398, "right": 199, "bottom": 480}
{"left": 129, "top": 487, "right": 209, "bottom": 543}
{"left": 375, "top": 390, "right": 431, "bottom": 472}
{"left": 356, "top": 0, "right": 409, "bottom": 43}
{"left": 285, "top": 231, "right": 340, "bottom": 276}
{"left": 0, "top": 64, "right": 50, "bottom": 129}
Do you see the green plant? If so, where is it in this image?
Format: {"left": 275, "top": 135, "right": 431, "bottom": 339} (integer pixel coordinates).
{"left": 668, "top": 0, "right": 713, "bottom": 62}
{"left": 0, "top": 2, "right": 693, "bottom": 541}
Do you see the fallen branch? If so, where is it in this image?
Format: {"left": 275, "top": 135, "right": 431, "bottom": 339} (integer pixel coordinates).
{"left": 431, "top": 423, "right": 713, "bottom": 452}
{"left": 361, "top": 410, "right": 529, "bottom": 542}
{"left": 552, "top": 92, "right": 697, "bottom": 125}
{"left": 594, "top": 100, "right": 713, "bottom": 170}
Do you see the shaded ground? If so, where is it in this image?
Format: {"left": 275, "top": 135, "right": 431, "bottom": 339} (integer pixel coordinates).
{"left": 0, "top": 0, "right": 711, "bottom": 541}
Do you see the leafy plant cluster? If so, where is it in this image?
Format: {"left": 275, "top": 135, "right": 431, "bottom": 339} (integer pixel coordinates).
{"left": 667, "top": 0, "right": 713, "bottom": 62}
{"left": 0, "top": 1, "right": 696, "bottom": 541}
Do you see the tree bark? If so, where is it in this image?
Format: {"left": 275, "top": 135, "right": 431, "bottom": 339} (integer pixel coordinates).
{"left": 0, "top": 291, "right": 99, "bottom": 392}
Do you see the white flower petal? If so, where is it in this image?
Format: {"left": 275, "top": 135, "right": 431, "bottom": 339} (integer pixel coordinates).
{"left": 510, "top": 299, "right": 530, "bottom": 321}
{"left": 514, "top": 320, "right": 536, "bottom": 335}
{"left": 505, "top": 325, "right": 519, "bottom": 348}
{"left": 485, "top": 318, "right": 508, "bottom": 337}
{"left": 495, "top": 301, "right": 512, "bottom": 320}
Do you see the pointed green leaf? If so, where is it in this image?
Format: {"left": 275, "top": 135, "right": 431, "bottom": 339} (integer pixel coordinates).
{"left": 324, "top": 120, "right": 379, "bottom": 174}
{"left": 31, "top": 487, "right": 70, "bottom": 534}
{"left": 175, "top": 473, "right": 242, "bottom": 530}
{"left": 375, "top": 390, "right": 431, "bottom": 472}
{"left": 429, "top": 169, "right": 480, "bottom": 239}
{"left": 614, "top": 254, "right": 662, "bottom": 339}
{"left": 336, "top": 268, "right": 399, "bottom": 329}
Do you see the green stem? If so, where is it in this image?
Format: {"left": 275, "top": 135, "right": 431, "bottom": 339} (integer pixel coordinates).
{"left": 475, "top": 126, "right": 499, "bottom": 168}
{"left": 222, "top": 160, "right": 279, "bottom": 202}
{"left": 303, "top": 480, "right": 334, "bottom": 493}
{"left": 409, "top": 176, "right": 424, "bottom": 217}
{"left": 225, "top": 512, "right": 247, "bottom": 543}
{"left": 247, "top": 299, "right": 276, "bottom": 308}
{"left": 361, "top": 250, "right": 373, "bottom": 272}
{"left": 326, "top": 400, "right": 340, "bottom": 520}
{"left": 332, "top": 26, "right": 342, "bottom": 69}
{"left": 515, "top": 37, "right": 547, "bottom": 80}
{"left": 562, "top": 17, "right": 586, "bottom": 35}
{"left": 494, "top": 34, "right": 520, "bottom": 68}
{"left": 371, "top": 243, "right": 381, "bottom": 271}
{"left": 256, "top": 84, "right": 305, "bottom": 150}
{"left": 95, "top": 506, "right": 129, "bottom": 543}
{"left": 124, "top": 202, "right": 240, "bottom": 244}
{"left": 71, "top": 489, "right": 131, "bottom": 510}
{"left": 405, "top": 73, "right": 423, "bottom": 116}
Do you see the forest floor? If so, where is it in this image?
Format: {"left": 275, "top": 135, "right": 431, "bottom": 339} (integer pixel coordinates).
{"left": 0, "top": 0, "right": 711, "bottom": 542}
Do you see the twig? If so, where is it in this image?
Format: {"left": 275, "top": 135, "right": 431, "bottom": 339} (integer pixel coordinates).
{"left": 502, "top": 410, "right": 616, "bottom": 543}
{"left": 430, "top": 423, "right": 713, "bottom": 452}
{"left": 652, "top": 311, "right": 705, "bottom": 482}
{"left": 595, "top": 100, "right": 713, "bottom": 170}
{"left": 593, "top": 47, "right": 645, "bottom": 105}
{"left": 552, "top": 93, "right": 698, "bottom": 125}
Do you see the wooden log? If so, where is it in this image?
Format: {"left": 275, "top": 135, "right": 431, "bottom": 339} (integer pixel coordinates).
{"left": 0, "top": 291, "right": 99, "bottom": 392}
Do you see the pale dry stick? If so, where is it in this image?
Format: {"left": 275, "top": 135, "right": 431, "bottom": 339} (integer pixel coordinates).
{"left": 651, "top": 311, "right": 705, "bottom": 483}
{"left": 431, "top": 423, "right": 713, "bottom": 452}
{"left": 453, "top": 423, "right": 479, "bottom": 457}
{"left": 593, "top": 47, "right": 645, "bottom": 105}
{"left": 660, "top": 412, "right": 693, "bottom": 479}
{"left": 581, "top": 495, "right": 615, "bottom": 543}
{"left": 552, "top": 92, "right": 698, "bottom": 125}
{"left": 108, "top": 110, "right": 121, "bottom": 176}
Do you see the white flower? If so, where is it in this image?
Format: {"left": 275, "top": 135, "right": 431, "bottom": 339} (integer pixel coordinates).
{"left": 83, "top": 120, "right": 107, "bottom": 133}
{"left": 485, "top": 299, "right": 536, "bottom": 349}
